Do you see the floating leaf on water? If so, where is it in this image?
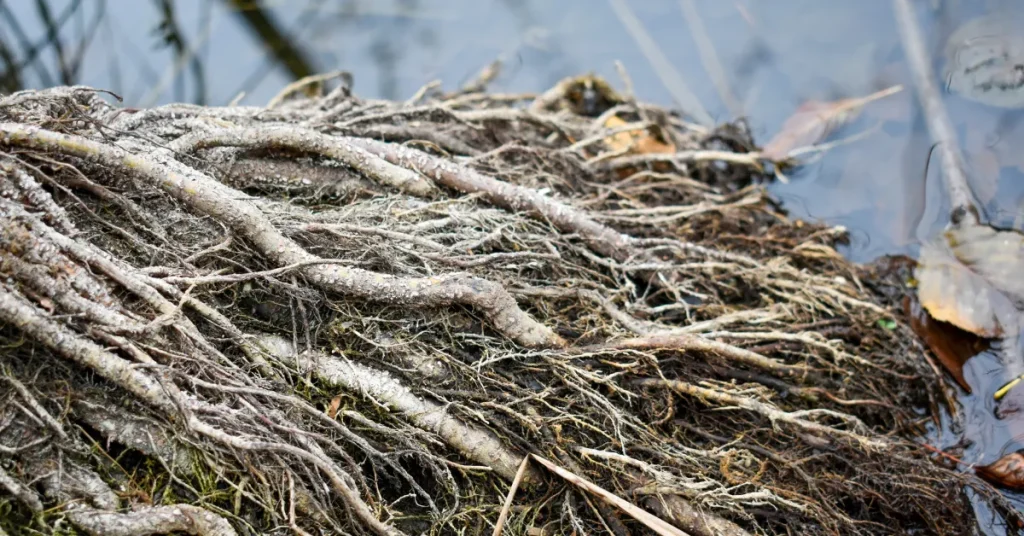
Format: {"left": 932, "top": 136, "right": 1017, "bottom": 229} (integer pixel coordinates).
{"left": 977, "top": 450, "right": 1024, "bottom": 490}
{"left": 761, "top": 85, "right": 903, "bottom": 160}
{"left": 903, "top": 296, "right": 987, "bottom": 393}
{"left": 948, "top": 224, "right": 1024, "bottom": 303}
{"left": 915, "top": 223, "right": 1024, "bottom": 338}
{"left": 945, "top": 12, "right": 1024, "bottom": 109}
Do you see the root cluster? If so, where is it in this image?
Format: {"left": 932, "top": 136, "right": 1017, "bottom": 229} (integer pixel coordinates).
{"left": 0, "top": 80, "right": 1011, "bottom": 535}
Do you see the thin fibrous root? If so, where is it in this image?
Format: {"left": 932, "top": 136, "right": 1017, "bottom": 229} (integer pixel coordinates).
{"left": 0, "top": 161, "right": 75, "bottom": 233}
{"left": 2, "top": 200, "right": 273, "bottom": 375}
{"left": 0, "top": 285, "right": 402, "bottom": 536}
{"left": 344, "top": 137, "right": 748, "bottom": 292}
{"left": 344, "top": 136, "right": 638, "bottom": 261}
{"left": 0, "top": 465, "right": 43, "bottom": 513}
{"left": 597, "top": 150, "right": 763, "bottom": 173}
{"left": 72, "top": 395, "right": 342, "bottom": 528}
{"left": 0, "top": 123, "right": 563, "bottom": 349}
{"left": 635, "top": 378, "right": 886, "bottom": 449}
{"left": 575, "top": 447, "right": 756, "bottom": 536}
{"left": 186, "top": 419, "right": 403, "bottom": 536}
{"left": 581, "top": 333, "right": 808, "bottom": 377}
{"left": 256, "top": 333, "right": 535, "bottom": 482}
{"left": 0, "top": 285, "right": 177, "bottom": 413}
{"left": 25, "top": 451, "right": 235, "bottom": 536}
{"left": 4, "top": 375, "right": 68, "bottom": 440}
{"left": 0, "top": 250, "right": 146, "bottom": 334}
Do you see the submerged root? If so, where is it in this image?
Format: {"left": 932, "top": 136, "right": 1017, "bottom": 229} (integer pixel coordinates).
{"left": 0, "top": 82, "right": 1007, "bottom": 536}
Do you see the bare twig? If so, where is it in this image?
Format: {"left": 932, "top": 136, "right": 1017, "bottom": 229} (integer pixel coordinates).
{"left": 678, "top": 0, "right": 742, "bottom": 118}
{"left": 892, "top": 0, "right": 977, "bottom": 222}
{"left": 606, "top": 0, "right": 714, "bottom": 127}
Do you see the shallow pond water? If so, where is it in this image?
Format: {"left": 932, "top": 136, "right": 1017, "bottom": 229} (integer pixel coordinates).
{"left": 5, "top": 0, "right": 1024, "bottom": 531}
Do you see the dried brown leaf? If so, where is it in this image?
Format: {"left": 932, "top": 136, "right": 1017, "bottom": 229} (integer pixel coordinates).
{"left": 603, "top": 115, "right": 675, "bottom": 155}
{"left": 38, "top": 297, "right": 54, "bottom": 313}
{"left": 903, "top": 295, "right": 987, "bottom": 393}
{"left": 948, "top": 224, "right": 1024, "bottom": 300}
{"left": 916, "top": 223, "right": 1024, "bottom": 337}
{"left": 762, "top": 85, "right": 903, "bottom": 160}
{"left": 977, "top": 450, "right": 1024, "bottom": 490}
{"left": 326, "top": 395, "right": 342, "bottom": 419}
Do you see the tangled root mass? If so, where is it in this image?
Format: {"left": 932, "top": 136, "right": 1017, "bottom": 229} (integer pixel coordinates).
{"left": 0, "top": 81, "right": 1013, "bottom": 535}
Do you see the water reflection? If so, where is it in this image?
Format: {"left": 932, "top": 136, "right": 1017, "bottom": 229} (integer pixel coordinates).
{"left": 3, "top": 0, "right": 1024, "bottom": 529}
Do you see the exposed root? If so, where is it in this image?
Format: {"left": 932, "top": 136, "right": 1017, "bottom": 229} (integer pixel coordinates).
{"left": 0, "top": 286, "right": 177, "bottom": 413}
{"left": 0, "top": 82, "right": 1004, "bottom": 536}
{"left": 169, "top": 126, "right": 439, "bottom": 197}
{"left": 584, "top": 333, "right": 809, "bottom": 376}
{"left": 0, "top": 285, "right": 402, "bottom": 535}
{"left": 66, "top": 506, "right": 237, "bottom": 536}
{"left": 344, "top": 136, "right": 636, "bottom": 261}
{"left": 256, "top": 333, "right": 535, "bottom": 482}
{"left": 0, "top": 123, "right": 563, "bottom": 349}
{"left": 634, "top": 378, "right": 884, "bottom": 449}
{"left": 0, "top": 466, "right": 43, "bottom": 514}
